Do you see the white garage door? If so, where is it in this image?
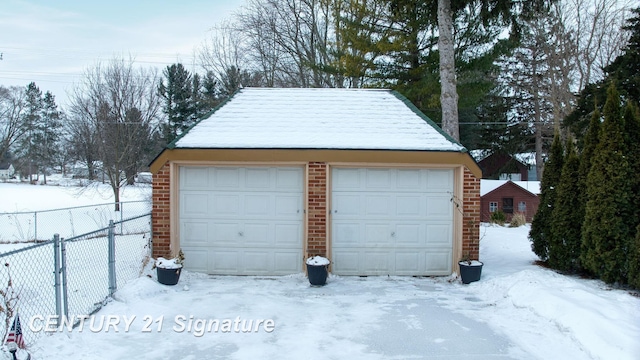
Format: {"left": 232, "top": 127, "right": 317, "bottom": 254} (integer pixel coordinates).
{"left": 332, "top": 168, "right": 454, "bottom": 276}
{"left": 179, "top": 166, "right": 304, "bottom": 275}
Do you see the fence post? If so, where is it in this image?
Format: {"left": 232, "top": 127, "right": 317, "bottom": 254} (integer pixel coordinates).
{"left": 120, "top": 202, "right": 123, "bottom": 234}
{"left": 108, "top": 220, "right": 116, "bottom": 296}
{"left": 61, "top": 237, "right": 69, "bottom": 318}
{"left": 34, "top": 212, "right": 38, "bottom": 242}
{"left": 53, "top": 234, "right": 61, "bottom": 327}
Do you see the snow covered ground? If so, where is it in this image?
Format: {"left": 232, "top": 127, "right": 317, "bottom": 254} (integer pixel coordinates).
{"left": 0, "top": 178, "right": 151, "bottom": 243}
{"left": 2, "top": 181, "right": 638, "bottom": 359}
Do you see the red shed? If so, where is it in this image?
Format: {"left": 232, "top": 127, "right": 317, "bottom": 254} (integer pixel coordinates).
{"left": 480, "top": 180, "right": 540, "bottom": 222}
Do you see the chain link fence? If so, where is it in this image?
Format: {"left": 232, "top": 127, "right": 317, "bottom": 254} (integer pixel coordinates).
{"left": 0, "top": 201, "right": 151, "bottom": 243}
{"left": 0, "top": 213, "right": 151, "bottom": 346}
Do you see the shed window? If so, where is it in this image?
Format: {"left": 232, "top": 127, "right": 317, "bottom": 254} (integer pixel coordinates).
{"left": 518, "top": 201, "right": 527, "bottom": 212}
{"left": 502, "top": 198, "right": 514, "bottom": 214}
{"left": 489, "top": 202, "right": 498, "bottom": 212}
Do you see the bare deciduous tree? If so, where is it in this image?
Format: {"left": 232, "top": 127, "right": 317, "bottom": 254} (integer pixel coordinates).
{"left": 68, "top": 58, "right": 161, "bottom": 210}
{"left": 565, "top": 0, "right": 633, "bottom": 89}
{"left": 0, "top": 86, "right": 26, "bottom": 161}
{"left": 200, "top": 0, "right": 339, "bottom": 89}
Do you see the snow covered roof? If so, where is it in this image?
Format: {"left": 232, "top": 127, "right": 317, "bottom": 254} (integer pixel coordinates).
{"left": 172, "top": 88, "right": 465, "bottom": 152}
{"left": 481, "top": 180, "right": 541, "bottom": 196}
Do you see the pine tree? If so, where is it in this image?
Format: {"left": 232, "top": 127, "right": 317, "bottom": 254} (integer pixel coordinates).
{"left": 549, "top": 137, "right": 581, "bottom": 271}
{"left": 36, "top": 91, "right": 62, "bottom": 184}
{"left": 158, "top": 63, "right": 194, "bottom": 144}
{"left": 529, "top": 132, "right": 564, "bottom": 261}
{"left": 19, "top": 82, "right": 43, "bottom": 181}
{"left": 581, "top": 84, "right": 633, "bottom": 283}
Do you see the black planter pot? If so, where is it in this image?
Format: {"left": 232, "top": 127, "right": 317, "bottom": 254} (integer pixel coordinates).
{"left": 157, "top": 266, "right": 182, "bottom": 285}
{"left": 306, "top": 264, "right": 328, "bottom": 286}
{"left": 458, "top": 261, "right": 483, "bottom": 284}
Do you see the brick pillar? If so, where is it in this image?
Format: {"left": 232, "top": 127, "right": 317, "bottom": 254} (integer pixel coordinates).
{"left": 461, "top": 167, "right": 481, "bottom": 260}
{"left": 307, "top": 162, "right": 328, "bottom": 257}
{"left": 152, "top": 162, "right": 171, "bottom": 259}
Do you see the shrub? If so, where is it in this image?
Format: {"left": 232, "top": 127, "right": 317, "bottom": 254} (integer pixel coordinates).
{"left": 490, "top": 210, "right": 506, "bottom": 225}
{"left": 510, "top": 212, "right": 527, "bottom": 227}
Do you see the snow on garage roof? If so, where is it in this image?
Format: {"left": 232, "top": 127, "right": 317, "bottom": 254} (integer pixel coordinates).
{"left": 173, "top": 88, "right": 465, "bottom": 152}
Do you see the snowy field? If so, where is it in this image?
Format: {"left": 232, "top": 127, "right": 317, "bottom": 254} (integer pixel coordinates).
{"left": 2, "top": 181, "right": 638, "bottom": 359}
{"left": 0, "top": 178, "right": 151, "bottom": 243}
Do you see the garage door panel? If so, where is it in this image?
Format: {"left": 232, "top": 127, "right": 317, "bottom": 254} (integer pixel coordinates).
{"left": 426, "top": 223, "right": 452, "bottom": 246}
{"left": 334, "top": 223, "right": 360, "bottom": 244}
{"left": 245, "top": 168, "right": 271, "bottom": 189}
{"left": 213, "top": 194, "right": 240, "bottom": 216}
{"left": 275, "top": 195, "right": 301, "bottom": 216}
{"left": 212, "top": 223, "right": 240, "bottom": 243}
{"left": 395, "top": 252, "right": 421, "bottom": 274}
{"left": 394, "top": 224, "right": 422, "bottom": 245}
{"left": 274, "top": 223, "right": 302, "bottom": 246}
{"left": 425, "top": 250, "right": 452, "bottom": 274}
{"left": 211, "top": 251, "right": 241, "bottom": 274}
{"left": 182, "top": 193, "right": 209, "bottom": 216}
{"left": 333, "top": 251, "right": 360, "bottom": 274}
{"left": 363, "top": 252, "right": 391, "bottom": 274}
{"left": 274, "top": 251, "right": 302, "bottom": 273}
{"left": 334, "top": 168, "right": 360, "bottom": 189}
{"left": 333, "top": 194, "right": 361, "bottom": 216}
{"left": 396, "top": 196, "right": 422, "bottom": 216}
{"left": 276, "top": 168, "right": 302, "bottom": 190}
{"left": 427, "top": 170, "right": 453, "bottom": 191}
{"left": 182, "top": 248, "right": 208, "bottom": 272}
{"left": 396, "top": 169, "right": 422, "bottom": 190}
{"left": 244, "top": 194, "right": 270, "bottom": 216}
{"left": 243, "top": 251, "right": 271, "bottom": 274}
{"left": 182, "top": 167, "right": 209, "bottom": 188}
{"left": 365, "top": 195, "right": 391, "bottom": 216}
{"left": 180, "top": 166, "right": 303, "bottom": 275}
{"left": 365, "top": 224, "right": 392, "bottom": 245}
{"left": 366, "top": 169, "right": 391, "bottom": 188}
{"left": 243, "top": 223, "right": 272, "bottom": 245}
{"left": 426, "top": 196, "right": 453, "bottom": 218}
{"left": 182, "top": 221, "right": 208, "bottom": 245}
{"left": 214, "top": 168, "right": 241, "bottom": 188}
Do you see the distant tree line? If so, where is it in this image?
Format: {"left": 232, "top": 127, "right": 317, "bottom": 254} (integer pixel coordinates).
{"left": 530, "top": 8, "right": 640, "bottom": 289}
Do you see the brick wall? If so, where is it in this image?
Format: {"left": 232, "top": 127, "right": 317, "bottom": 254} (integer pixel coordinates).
{"left": 152, "top": 162, "right": 171, "bottom": 258}
{"left": 461, "top": 167, "right": 481, "bottom": 260}
{"left": 307, "top": 162, "right": 328, "bottom": 257}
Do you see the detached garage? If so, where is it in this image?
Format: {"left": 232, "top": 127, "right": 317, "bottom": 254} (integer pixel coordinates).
{"left": 150, "top": 88, "right": 481, "bottom": 276}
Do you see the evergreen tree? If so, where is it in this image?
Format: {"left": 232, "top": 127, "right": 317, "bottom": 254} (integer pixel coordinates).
{"left": 36, "top": 91, "right": 62, "bottom": 184}
{"left": 581, "top": 84, "right": 633, "bottom": 284}
{"left": 529, "top": 131, "right": 564, "bottom": 261}
{"left": 576, "top": 109, "right": 601, "bottom": 270}
{"left": 19, "top": 82, "right": 43, "bottom": 181}
{"left": 158, "top": 63, "right": 194, "bottom": 144}
{"left": 549, "top": 137, "right": 581, "bottom": 272}
{"left": 623, "top": 102, "right": 640, "bottom": 288}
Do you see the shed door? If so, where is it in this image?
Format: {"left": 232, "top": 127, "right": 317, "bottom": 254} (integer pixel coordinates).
{"left": 179, "top": 166, "right": 304, "bottom": 275}
{"left": 331, "top": 168, "right": 453, "bottom": 276}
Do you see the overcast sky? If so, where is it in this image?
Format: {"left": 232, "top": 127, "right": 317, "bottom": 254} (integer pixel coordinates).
{"left": 0, "top": 0, "right": 246, "bottom": 107}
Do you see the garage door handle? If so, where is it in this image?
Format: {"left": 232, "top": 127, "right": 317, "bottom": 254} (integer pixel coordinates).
{"left": 238, "top": 231, "right": 244, "bottom": 237}
{"left": 391, "top": 232, "right": 395, "bottom": 237}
